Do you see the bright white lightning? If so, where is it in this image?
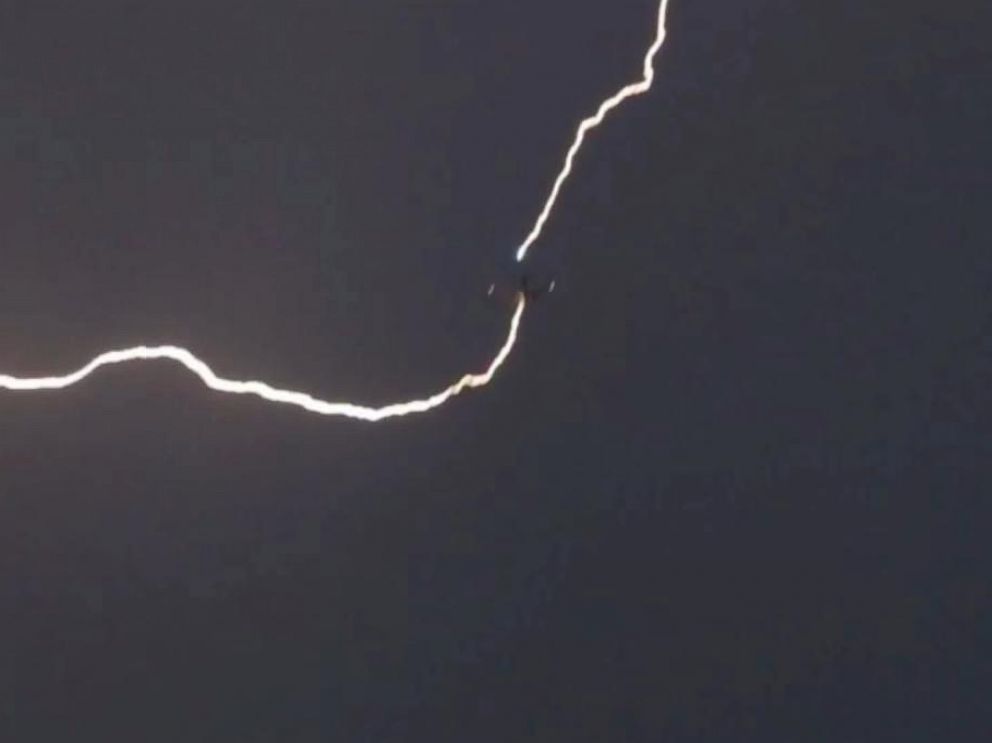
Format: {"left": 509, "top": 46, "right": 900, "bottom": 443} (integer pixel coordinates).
{"left": 0, "top": 0, "right": 672, "bottom": 420}
{"left": 514, "top": 0, "right": 671, "bottom": 262}
{"left": 0, "top": 296, "right": 526, "bottom": 421}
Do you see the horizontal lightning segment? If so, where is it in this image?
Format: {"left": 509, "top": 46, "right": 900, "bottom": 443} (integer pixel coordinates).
{"left": 0, "top": 297, "right": 526, "bottom": 421}
{"left": 1, "top": 0, "right": 673, "bottom": 420}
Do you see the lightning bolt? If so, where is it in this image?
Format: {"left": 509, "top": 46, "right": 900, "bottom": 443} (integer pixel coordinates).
{"left": 0, "top": 0, "right": 672, "bottom": 420}
{"left": 515, "top": 0, "right": 671, "bottom": 262}
{"left": 0, "top": 296, "right": 526, "bottom": 421}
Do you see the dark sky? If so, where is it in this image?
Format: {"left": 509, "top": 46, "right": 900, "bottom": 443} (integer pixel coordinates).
{"left": 1, "top": 1, "right": 990, "bottom": 740}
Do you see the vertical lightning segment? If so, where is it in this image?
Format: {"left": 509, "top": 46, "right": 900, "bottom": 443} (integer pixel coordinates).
{"left": 515, "top": 0, "right": 671, "bottom": 262}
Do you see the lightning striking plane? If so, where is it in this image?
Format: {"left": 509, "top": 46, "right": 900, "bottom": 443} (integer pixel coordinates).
{"left": 0, "top": 0, "right": 673, "bottom": 420}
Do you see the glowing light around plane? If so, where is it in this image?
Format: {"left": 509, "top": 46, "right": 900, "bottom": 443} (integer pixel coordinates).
{"left": 0, "top": 0, "right": 673, "bottom": 419}
{"left": 514, "top": 0, "right": 671, "bottom": 262}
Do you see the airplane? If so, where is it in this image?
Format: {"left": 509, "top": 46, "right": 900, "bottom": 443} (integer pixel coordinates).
{"left": 519, "top": 273, "right": 556, "bottom": 300}
{"left": 487, "top": 271, "right": 556, "bottom": 303}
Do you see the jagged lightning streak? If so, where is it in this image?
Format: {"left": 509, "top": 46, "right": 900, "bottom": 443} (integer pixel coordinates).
{"left": 515, "top": 0, "right": 670, "bottom": 262}
{"left": 0, "top": 296, "right": 525, "bottom": 421}
{"left": 0, "top": 0, "right": 672, "bottom": 420}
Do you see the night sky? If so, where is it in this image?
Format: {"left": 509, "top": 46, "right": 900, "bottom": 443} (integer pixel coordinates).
{"left": 1, "top": 1, "right": 990, "bottom": 740}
